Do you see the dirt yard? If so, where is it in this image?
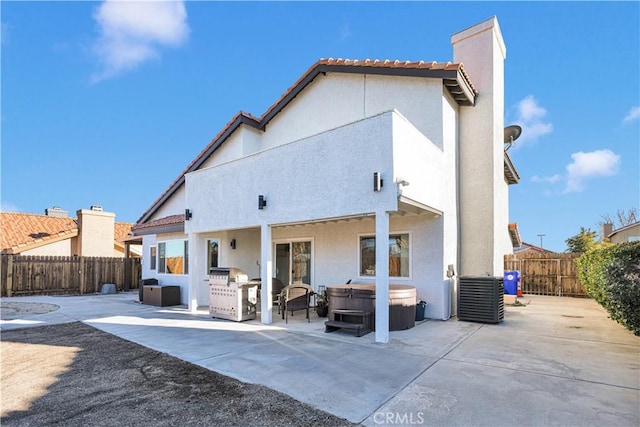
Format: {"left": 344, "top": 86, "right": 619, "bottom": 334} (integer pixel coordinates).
{"left": 1, "top": 322, "right": 353, "bottom": 426}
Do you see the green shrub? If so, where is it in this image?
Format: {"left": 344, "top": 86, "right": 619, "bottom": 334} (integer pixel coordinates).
{"left": 576, "top": 241, "right": 640, "bottom": 335}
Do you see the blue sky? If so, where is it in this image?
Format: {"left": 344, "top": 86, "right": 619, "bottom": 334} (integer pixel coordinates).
{"left": 1, "top": 1, "right": 638, "bottom": 253}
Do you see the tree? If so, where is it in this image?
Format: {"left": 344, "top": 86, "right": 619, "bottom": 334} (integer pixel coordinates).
{"left": 600, "top": 208, "right": 638, "bottom": 229}
{"left": 565, "top": 227, "right": 597, "bottom": 253}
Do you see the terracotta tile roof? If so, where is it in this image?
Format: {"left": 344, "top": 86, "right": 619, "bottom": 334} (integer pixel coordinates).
{"left": 508, "top": 222, "right": 522, "bottom": 248}
{"left": 135, "top": 58, "right": 477, "bottom": 226}
{"left": 132, "top": 214, "right": 185, "bottom": 234}
{"left": 114, "top": 222, "right": 135, "bottom": 244}
{"left": 1, "top": 212, "right": 134, "bottom": 254}
{"left": 1, "top": 212, "right": 78, "bottom": 254}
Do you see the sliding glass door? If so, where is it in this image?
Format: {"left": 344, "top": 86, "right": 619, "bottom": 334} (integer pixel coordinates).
{"left": 275, "top": 240, "right": 312, "bottom": 286}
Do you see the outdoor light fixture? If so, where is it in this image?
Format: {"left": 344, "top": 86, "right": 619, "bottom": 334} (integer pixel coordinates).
{"left": 230, "top": 239, "right": 237, "bottom": 250}
{"left": 373, "top": 172, "right": 383, "bottom": 192}
{"left": 258, "top": 195, "right": 267, "bottom": 210}
{"left": 396, "top": 177, "right": 410, "bottom": 187}
{"left": 185, "top": 209, "right": 192, "bottom": 220}
{"left": 395, "top": 177, "right": 410, "bottom": 197}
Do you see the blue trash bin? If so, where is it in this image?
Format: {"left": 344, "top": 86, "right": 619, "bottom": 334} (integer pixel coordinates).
{"left": 503, "top": 271, "right": 519, "bottom": 295}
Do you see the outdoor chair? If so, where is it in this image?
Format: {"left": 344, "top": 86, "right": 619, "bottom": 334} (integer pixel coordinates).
{"left": 280, "top": 283, "right": 313, "bottom": 323}
{"left": 270, "top": 278, "right": 286, "bottom": 314}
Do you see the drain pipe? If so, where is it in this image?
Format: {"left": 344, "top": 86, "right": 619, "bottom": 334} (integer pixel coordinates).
{"left": 453, "top": 121, "right": 461, "bottom": 319}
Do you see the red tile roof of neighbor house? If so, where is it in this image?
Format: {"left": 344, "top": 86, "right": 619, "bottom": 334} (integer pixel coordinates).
{"left": 0, "top": 212, "right": 134, "bottom": 254}
{"left": 135, "top": 58, "right": 478, "bottom": 226}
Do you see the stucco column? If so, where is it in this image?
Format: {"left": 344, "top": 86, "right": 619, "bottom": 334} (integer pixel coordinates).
{"left": 375, "top": 211, "right": 390, "bottom": 343}
{"left": 260, "top": 224, "right": 273, "bottom": 324}
{"left": 187, "top": 233, "right": 199, "bottom": 312}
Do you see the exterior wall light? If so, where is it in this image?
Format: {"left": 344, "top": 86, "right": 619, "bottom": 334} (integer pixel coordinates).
{"left": 185, "top": 209, "right": 192, "bottom": 220}
{"left": 230, "top": 239, "right": 237, "bottom": 249}
{"left": 258, "top": 195, "right": 267, "bottom": 210}
{"left": 373, "top": 172, "right": 383, "bottom": 192}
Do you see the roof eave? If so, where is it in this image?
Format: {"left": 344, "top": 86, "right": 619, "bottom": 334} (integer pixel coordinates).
{"left": 504, "top": 151, "right": 520, "bottom": 185}
{"left": 132, "top": 223, "right": 185, "bottom": 236}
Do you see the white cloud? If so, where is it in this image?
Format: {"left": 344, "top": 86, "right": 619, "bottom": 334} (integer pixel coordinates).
{"left": 510, "top": 95, "right": 553, "bottom": 146}
{"left": 91, "top": 0, "right": 189, "bottom": 82}
{"left": 531, "top": 174, "right": 562, "bottom": 184}
{"left": 623, "top": 106, "right": 640, "bottom": 124}
{"left": 530, "top": 149, "right": 621, "bottom": 193}
{"left": 565, "top": 149, "right": 621, "bottom": 192}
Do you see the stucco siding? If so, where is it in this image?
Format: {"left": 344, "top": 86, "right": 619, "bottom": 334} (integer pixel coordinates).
{"left": 185, "top": 111, "right": 400, "bottom": 233}
{"left": 365, "top": 75, "right": 445, "bottom": 149}
{"left": 22, "top": 239, "right": 72, "bottom": 256}
{"left": 453, "top": 17, "right": 506, "bottom": 276}
{"left": 152, "top": 185, "right": 186, "bottom": 221}
{"left": 262, "top": 73, "right": 366, "bottom": 150}
{"left": 611, "top": 223, "right": 640, "bottom": 243}
{"left": 391, "top": 111, "right": 445, "bottom": 212}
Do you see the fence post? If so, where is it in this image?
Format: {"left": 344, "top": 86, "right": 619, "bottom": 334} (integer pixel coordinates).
{"left": 79, "top": 257, "right": 85, "bottom": 295}
{"left": 6, "top": 255, "right": 13, "bottom": 297}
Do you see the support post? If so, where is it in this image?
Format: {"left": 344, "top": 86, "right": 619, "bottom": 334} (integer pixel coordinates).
{"left": 187, "top": 233, "right": 199, "bottom": 312}
{"left": 375, "top": 211, "right": 390, "bottom": 343}
{"left": 260, "top": 224, "right": 273, "bottom": 324}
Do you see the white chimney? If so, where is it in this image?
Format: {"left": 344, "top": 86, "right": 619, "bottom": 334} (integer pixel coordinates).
{"left": 45, "top": 206, "right": 68, "bottom": 218}
{"left": 452, "top": 17, "right": 509, "bottom": 276}
{"left": 76, "top": 207, "right": 115, "bottom": 257}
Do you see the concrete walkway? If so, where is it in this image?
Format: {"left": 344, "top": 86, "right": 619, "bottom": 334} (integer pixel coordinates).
{"left": 1, "top": 293, "right": 638, "bottom": 426}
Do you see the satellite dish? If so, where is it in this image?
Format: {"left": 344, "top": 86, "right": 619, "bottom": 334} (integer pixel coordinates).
{"left": 503, "top": 125, "right": 522, "bottom": 151}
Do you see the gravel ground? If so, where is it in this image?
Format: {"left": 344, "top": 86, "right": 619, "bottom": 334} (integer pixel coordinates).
{"left": 1, "top": 322, "right": 354, "bottom": 427}
{"left": 0, "top": 302, "right": 60, "bottom": 319}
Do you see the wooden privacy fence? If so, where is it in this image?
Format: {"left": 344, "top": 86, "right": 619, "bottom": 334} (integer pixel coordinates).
{"left": 1, "top": 254, "right": 141, "bottom": 297}
{"left": 504, "top": 253, "right": 586, "bottom": 297}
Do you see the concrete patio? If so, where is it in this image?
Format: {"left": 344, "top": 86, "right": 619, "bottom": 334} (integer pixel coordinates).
{"left": 1, "top": 292, "right": 638, "bottom": 426}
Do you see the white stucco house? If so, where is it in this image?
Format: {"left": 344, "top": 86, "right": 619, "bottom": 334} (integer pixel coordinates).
{"left": 132, "top": 17, "right": 520, "bottom": 343}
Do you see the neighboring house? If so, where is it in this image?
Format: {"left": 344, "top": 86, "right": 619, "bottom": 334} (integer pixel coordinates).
{"left": 513, "top": 242, "right": 557, "bottom": 256}
{"left": 132, "top": 17, "right": 520, "bottom": 342}
{"left": 1, "top": 206, "right": 141, "bottom": 257}
{"left": 604, "top": 221, "right": 640, "bottom": 244}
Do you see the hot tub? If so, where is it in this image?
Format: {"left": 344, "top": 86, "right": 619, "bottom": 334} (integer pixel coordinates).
{"left": 326, "top": 284, "right": 416, "bottom": 331}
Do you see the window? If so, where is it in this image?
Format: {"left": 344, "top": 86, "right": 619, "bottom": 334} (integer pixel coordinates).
{"left": 207, "top": 239, "right": 219, "bottom": 273}
{"left": 158, "top": 240, "right": 189, "bottom": 275}
{"left": 359, "top": 234, "right": 410, "bottom": 278}
{"left": 150, "top": 246, "right": 157, "bottom": 270}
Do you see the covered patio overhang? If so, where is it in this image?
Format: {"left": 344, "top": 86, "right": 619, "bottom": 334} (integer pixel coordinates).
{"left": 186, "top": 197, "right": 442, "bottom": 344}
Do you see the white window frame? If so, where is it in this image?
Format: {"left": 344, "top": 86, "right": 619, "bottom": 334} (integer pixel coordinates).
{"left": 206, "top": 239, "right": 220, "bottom": 274}
{"left": 273, "top": 237, "right": 315, "bottom": 287}
{"left": 158, "top": 239, "right": 189, "bottom": 276}
{"left": 357, "top": 231, "right": 412, "bottom": 280}
{"left": 149, "top": 246, "right": 157, "bottom": 271}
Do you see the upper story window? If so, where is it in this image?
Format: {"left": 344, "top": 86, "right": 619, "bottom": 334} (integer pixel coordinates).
{"left": 158, "top": 240, "right": 189, "bottom": 275}
{"left": 359, "top": 233, "right": 410, "bottom": 278}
